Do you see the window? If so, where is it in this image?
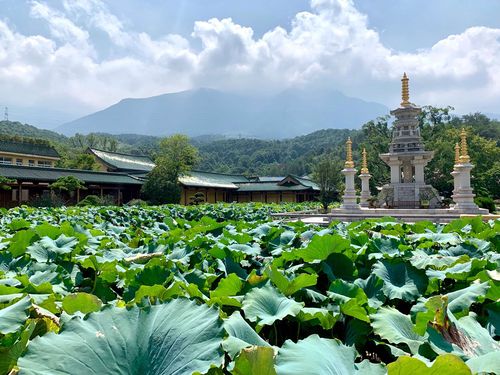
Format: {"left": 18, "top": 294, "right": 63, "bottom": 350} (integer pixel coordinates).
{"left": 37, "top": 161, "right": 52, "bottom": 168}
{"left": 28, "top": 160, "right": 35, "bottom": 167}
{"left": 16, "top": 159, "right": 23, "bottom": 166}
{"left": 0, "top": 157, "right": 12, "bottom": 165}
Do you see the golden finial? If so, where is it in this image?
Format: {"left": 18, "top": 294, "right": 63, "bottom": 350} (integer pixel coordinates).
{"left": 454, "top": 143, "right": 460, "bottom": 165}
{"left": 459, "top": 128, "right": 470, "bottom": 163}
{"left": 361, "top": 148, "right": 369, "bottom": 174}
{"left": 345, "top": 137, "right": 354, "bottom": 168}
{"left": 401, "top": 72, "right": 410, "bottom": 107}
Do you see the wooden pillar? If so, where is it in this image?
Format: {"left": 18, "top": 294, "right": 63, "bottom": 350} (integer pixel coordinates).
{"left": 18, "top": 182, "right": 22, "bottom": 204}
{"left": 100, "top": 187, "right": 104, "bottom": 198}
{"left": 118, "top": 188, "right": 121, "bottom": 205}
{"left": 76, "top": 188, "right": 80, "bottom": 203}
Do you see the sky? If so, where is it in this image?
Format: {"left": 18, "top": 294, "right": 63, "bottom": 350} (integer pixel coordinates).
{"left": 1, "top": 0, "right": 499, "bottom": 125}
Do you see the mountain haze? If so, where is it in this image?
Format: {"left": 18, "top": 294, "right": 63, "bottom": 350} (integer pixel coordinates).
{"left": 57, "top": 88, "right": 388, "bottom": 138}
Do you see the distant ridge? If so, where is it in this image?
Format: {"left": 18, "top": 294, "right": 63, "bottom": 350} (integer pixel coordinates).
{"left": 57, "top": 88, "right": 388, "bottom": 139}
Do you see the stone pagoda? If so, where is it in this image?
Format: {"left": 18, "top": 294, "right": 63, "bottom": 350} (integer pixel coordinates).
{"left": 378, "top": 73, "right": 440, "bottom": 208}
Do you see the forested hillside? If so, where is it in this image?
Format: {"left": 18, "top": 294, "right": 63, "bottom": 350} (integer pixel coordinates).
{"left": 1, "top": 108, "right": 499, "bottom": 199}
{"left": 0, "top": 121, "right": 67, "bottom": 143}
{"left": 196, "top": 109, "right": 500, "bottom": 199}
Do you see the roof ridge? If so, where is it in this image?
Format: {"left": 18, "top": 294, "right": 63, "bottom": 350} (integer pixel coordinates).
{"left": 0, "top": 163, "right": 133, "bottom": 176}
{"left": 89, "top": 147, "right": 153, "bottom": 159}
{"left": 189, "top": 169, "right": 248, "bottom": 178}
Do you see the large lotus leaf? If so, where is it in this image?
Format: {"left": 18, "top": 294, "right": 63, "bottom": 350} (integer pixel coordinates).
{"left": 275, "top": 335, "right": 384, "bottom": 375}
{"left": 446, "top": 282, "right": 489, "bottom": 313}
{"left": 291, "top": 234, "right": 350, "bottom": 262}
{"left": 427, "top": 313, "right": 500, "bottom": 359}
{"left": 373, "top": 260, "right": 427, "bottom": 301}
{"left": 327, "top": 280, "right": 370, "bottom": 322}
{"left": 466, "top": 351, "right": 500, "bottom": 374}
{"left": 8, "top": 230, "right": 36, "bottom": 257}
{"left": 408, "top": 232, "right": 462, "bottom": 246}
{"left": 371, "top": 307, "right": 425, "bottom": 354}
{"left": 242, "top": 284, "right": 303, "bottom": 326}
{"left": 426, "top": 259, "right": 488, "bottom": 281}
{"left": 19, "top": 299, "right": 224, "bottom": 375}
{"left": 387, "top": 354, "right": 471, "bottom": 375}
{"left": 223, "top": 311, "right": 271, "bottom": 359}
{"left": 211, "top": 273, "right": 243, "bottom": 298}
{"left": 486, "top": 303, "right": 499, "bottom": 336}
{"left": 321, "top": 252, "right": 356, "bottom": 281}
{"left": 232, "top": 346, "right": 277, "bottom": 375}
{"left": 368, "top": 236, "right": 401, "bottom": 259}
{"left": 265, "top": 266, "right": 317, "bottom": 296}
{"left": 354, "top": 275, "right": 385, "bottom": 309}
{"left": 62, "top": 292, "right": 103, "bottom": 314}
{"left": 26, "top": 235, "right": 79, "bottom": 262}
{"left": 409, "top": 250, "right": 461, "bottom": 270}
{"left": 0, "top": 296, "right": 31, "bottom": 334}
{"left": 297, "top": 307, "right": 338, "bottom": 330}
{"left": 412, "top": 282, "right": 490, "bottom": 322}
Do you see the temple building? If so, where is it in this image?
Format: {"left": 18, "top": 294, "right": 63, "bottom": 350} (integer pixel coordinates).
{"left": 88, "top": 148, "right": 319, "bottom": 204}
{"left": 378, "top": 73, "right": 440, "bottom": 208}
{"left": 0, "top": 145, "right": 319, "bottom": 207}
{"left": 0, "top": 138, "right": 60, "bottom": 167}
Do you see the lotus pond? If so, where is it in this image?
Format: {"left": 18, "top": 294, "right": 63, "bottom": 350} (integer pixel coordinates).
{"left": 0, "top": 204, "right": 498, "bottom": 374}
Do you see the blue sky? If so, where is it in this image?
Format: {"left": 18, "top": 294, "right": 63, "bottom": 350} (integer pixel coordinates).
{"left": 1, "top": 0, "right": 499, "bottom": 122}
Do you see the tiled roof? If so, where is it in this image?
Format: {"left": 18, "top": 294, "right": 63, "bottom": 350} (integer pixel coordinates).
{"left": 292, "top": 176, "right": 320, "bottom": 190}
{"left": 89, "top": 148, "right": 155, "bottom": 172}
{"left": 257, "top": 176, "right": 285, "bottom": 182}
{"left": 179, "top": 170, "right": 249, "bottom": 189}
{"left": 0, "top": 140, "right": 60, "bottom": 158}
{"left": 0, "top": 164, "right": 142, "bottom": 185}
{"left": 235, "top": 181, "right": 318, "bottom": 192}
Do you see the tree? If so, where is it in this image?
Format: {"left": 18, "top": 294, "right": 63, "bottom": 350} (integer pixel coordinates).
{"left": 189, "top": 192, "right": 206, "bottom": 205}
{"left": 0, "top": 176, "right": 15, "bottom": 190}
{"left": 60, "top": 153, "right": 99, "bottom": 170}
{"left": 142, "top": 134, "right": 199, "bottom": 205}
{"left": 141, "top": 166, "right": 181, "bottom": 205}
{"left": 49, "top": 176, "right": 86, "bottom": 193}
{"left": 155, "top": 134, "right": 199, "bottom": 177}
{"left": 312, "top": 155, "right": 343, "bottom": 211}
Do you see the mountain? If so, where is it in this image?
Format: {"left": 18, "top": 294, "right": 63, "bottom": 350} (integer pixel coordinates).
{"left": 2, "top": 106, "right": 81, "bottom": 130}
{"left": 57, "top": 88, "right": 388, "bottom": 139}
{"left": 0, "top": 121, "right": 68, "bottom": 143}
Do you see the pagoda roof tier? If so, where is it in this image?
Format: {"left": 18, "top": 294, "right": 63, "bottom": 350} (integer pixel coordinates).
{"left": 379, "top": 150, "right": 434, "bottom": 162}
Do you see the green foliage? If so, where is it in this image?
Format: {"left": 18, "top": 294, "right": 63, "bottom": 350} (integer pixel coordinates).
{"left": 125, "top": 198, "right": 148, "bottom": 206}
{"left": 0, "top": 202, "right": 498, "bottom": 373}
{"left": 27, "top": 192, "right": 65, "bottom": 208}
{"left": 19, "top": 299, "right": 224, "bottom": 374}
{"left": 311, "top": 155, "right": 343, "bottom": 210}
{"left": 49, "top": 175, "right": 86, "bottom": 192}
{"left": 76, "top": 195, "right": 101, "bottom": 206}
{"left": 77, "top": 194, "right": 116, "bottom": 206}
{"left": 387, "top": 354, "right": 471, "bottom": 375}
{"left": 141, "top": 165, "right": 181, "bottom": 204}
{"left": 142, "top": 134, "right": 199, "bottom": 205}
{"left": 59, "top": 153, "right": 99, "bottom": 170}
{"left": 232, "top": 346, "right": 277, "bottom": 375}
{"left": 189, "top": 191, "right": 206, "bottom": 205}
{"left": 0, "top": 175, "right": 16, "bottom": 190}
{"left": 155, "top": 134, "right": 199, "bottom": 176}
{"left": 474, "top": 196, "right": 496, "bottom": 212}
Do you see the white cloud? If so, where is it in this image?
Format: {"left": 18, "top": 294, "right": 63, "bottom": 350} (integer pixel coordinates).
{"left": 0, "top": 0, "right": 499, "bottom": 116}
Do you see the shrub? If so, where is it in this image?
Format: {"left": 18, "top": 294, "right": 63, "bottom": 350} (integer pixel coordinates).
{"left": 77, "top": 195, "right": 102, "bottom": 206}
{"left": 28, "top": 193, "right": 65, "bottom": 208}
{"left": 126, "top": 199, "right": 148, "bottom": 206}
{"left": 141, "top": 166, "right": 181, "bottom": 205}
{"left": 77, "top": 194, "right": 117, "bottom": 206}
{"left": 474, "top": 197, "right": 496, "bottom": 212}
